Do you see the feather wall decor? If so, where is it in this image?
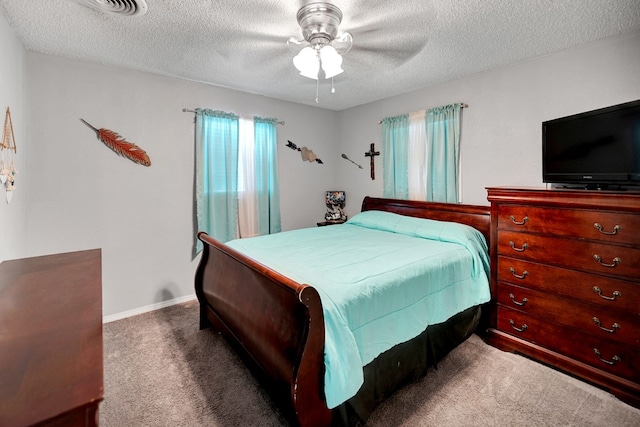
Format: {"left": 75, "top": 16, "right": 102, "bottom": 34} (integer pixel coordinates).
{"left": 80, "top": 119, "right": 151, "bottom": 166}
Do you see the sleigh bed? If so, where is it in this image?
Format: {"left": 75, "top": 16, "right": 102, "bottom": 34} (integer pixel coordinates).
{"left": 195, "top": 196, "right": 491, "bottom": 426}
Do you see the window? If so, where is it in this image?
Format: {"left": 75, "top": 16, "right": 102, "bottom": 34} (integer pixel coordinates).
{"left": 382, "top": 103, "right": 462, "bottom": 203}
{"left": 195, "top": 109, "right": 281, "bottom": 251}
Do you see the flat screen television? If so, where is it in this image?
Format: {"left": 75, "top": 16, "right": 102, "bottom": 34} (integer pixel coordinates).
{"left": 542, "top": 99, "right": 640, "bottom": 189}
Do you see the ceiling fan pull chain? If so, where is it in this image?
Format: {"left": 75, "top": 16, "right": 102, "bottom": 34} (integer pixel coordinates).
{"left": 331, "top": 77, "right": 335, "bottom": 94}
{"left": 315, "top": 79, "right": 319, "bottom": 104}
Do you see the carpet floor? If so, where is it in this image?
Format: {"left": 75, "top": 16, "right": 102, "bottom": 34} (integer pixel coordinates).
{"left": 101, "top": 300, "right": 640, "bottom": 426}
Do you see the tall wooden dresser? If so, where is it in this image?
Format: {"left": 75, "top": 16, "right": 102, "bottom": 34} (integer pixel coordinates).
{"left": 486, "top": 187, "right": 640, "bottom": 407}
{"left": 0, "top": 249, "right": 103, "bottom": 426}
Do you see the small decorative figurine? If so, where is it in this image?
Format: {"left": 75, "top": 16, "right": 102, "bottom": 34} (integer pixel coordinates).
{"left": 324, "top": 190, "right": 347, "bottom": 223}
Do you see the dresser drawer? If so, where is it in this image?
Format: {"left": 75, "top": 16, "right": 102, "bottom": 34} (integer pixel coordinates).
{"left": 497, "top": 257, "right": 640, "bottom": 314}
{"left": 497, "top": 205, "right": 640, "bottom": 245}
{"left": 498, "top": 282, "right": 640, "bottom": 349}
{"left": 497, "top": 306, "right": 640, "bottom": 382}
{"left": 497, "top": 231, "right": 640, "bottom": 280}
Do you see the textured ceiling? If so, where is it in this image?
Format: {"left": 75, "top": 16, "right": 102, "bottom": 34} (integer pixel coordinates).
{"left": 1, "top": 0, "right": 639, "bottom": 110}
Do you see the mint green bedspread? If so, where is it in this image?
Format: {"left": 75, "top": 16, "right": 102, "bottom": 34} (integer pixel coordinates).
{"left": 225, "top": 210, "right": 491, "bottom": 408}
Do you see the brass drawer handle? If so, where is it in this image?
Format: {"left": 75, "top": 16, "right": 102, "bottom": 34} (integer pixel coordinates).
{"left": 593, "top": 348, "right": 621, "bottom": 366}
{"left": 593, "top": 255, "right": 621, "bottom": 268}
{"left": 592, "top": 317, "right": 620, "bottom": 334}
{"left": 509, "top": 215, "right": 529, "bottom": 225}
{"left": 509, "top": 267, "right": 528, "bottom": 279}
{"left": 592, "top": 286, "right": 621, "bottom": 301}
{"left": 509, "top": 319, "right": 528, "bottom": 332}
{"left": 593, "top": 223, "right": 621, "bottom": 235}
{"left": 509, "top": 293, "right": 528, "bottom": 306}
{"left": 509, "top": 241, "right": 528, "bottom": 252}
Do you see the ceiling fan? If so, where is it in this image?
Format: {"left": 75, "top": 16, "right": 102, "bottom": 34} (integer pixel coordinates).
{"left": 283, "top": 1, "right": 428, "bottom": 103}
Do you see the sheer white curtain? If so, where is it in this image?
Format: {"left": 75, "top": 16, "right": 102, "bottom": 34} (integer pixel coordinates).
{"left": 238, "top": 117, "right": 258, "bottom": 237}
{"left": 407, "top": 110, "right": 427, "bottom": 200}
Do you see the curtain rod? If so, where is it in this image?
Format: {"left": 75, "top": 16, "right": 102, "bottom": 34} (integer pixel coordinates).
{"left": 378, "top": 103, "right": 468, "bottom": 124}
{"left": 182, "top": 108, "right": 285, "bottom": 125}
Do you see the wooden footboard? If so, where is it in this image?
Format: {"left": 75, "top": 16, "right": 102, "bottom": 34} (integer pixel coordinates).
{"left": 195, "top": 232, "right": 331, "bottom": 426}
{"left": 195, "top": 196, "right": 491, "bottom": 426}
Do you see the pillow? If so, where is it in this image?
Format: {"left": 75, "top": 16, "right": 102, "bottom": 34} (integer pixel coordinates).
{"left": 347, "top": 209, "right": 489, "bottom": 276}
{"left": 346, "top": 210, "right": 406, "bottom": 232}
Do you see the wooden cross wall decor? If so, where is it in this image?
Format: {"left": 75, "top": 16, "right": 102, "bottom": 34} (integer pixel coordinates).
{"left": 365, "top": 143, "right": 380, "bottom": 180}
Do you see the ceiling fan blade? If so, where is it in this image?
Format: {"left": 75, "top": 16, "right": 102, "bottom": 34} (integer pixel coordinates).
{"left": 335, "top": 3, "right": 430, "bottom": 68}
{"left": 340, "top": 0, "right": 432, "bottom": 32}
{"left": 346, "top": 43, "right": 425, "bottom": 69}
{"left": 287, "top": 36, "right": 308, "bottom": 54}
{"left": 332, "top": 32, "right": 353, "bottom": 55}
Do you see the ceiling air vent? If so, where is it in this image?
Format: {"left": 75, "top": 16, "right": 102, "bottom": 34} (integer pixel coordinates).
{"left": 73, "top": 0, "right": 148, "bottom": 17}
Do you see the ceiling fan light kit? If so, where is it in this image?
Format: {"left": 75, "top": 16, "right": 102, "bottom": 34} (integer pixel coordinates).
{"left": 290, "top": 2, "right": 353, "bottom": 101}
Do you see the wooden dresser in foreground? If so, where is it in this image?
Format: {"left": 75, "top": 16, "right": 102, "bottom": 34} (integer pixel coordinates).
{"left": 0, "top": 249, "right": 103, "bottom": 426}
{"left": 486, "top": 187, "right": 640, "bottom": 408}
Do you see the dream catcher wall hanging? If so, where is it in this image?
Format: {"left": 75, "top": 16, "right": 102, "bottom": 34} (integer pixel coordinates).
{"left": 0, "top": 107, "right": 17, "bottom": 204}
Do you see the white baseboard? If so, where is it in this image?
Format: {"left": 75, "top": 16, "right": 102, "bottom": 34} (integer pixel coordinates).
{"left": 103, "top": 294, "right": 197, "bottom": 323}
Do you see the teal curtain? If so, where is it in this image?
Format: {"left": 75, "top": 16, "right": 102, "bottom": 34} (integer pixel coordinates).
{"left": 195, "top": 109, "right": 239, "bottom": 250}
{"left": 382, "top": 114, "right": 409, "bottom": 199}
{"left": 425, "top": 104, "right": 461, "bottom": 203}
{"left": 253, "top": 117, "right": 281, "bottom": 235}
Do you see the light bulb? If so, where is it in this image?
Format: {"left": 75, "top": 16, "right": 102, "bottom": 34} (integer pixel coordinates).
{"left": 293, "top": 47, "right": 320, "bottom": 79}
{"left": 320, "top": 45, "right": 343, "bottom": 79}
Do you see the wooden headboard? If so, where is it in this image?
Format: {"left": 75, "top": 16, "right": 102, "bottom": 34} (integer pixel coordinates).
{"left": 361, "top": 196, "right": 491, "bottom": 244}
